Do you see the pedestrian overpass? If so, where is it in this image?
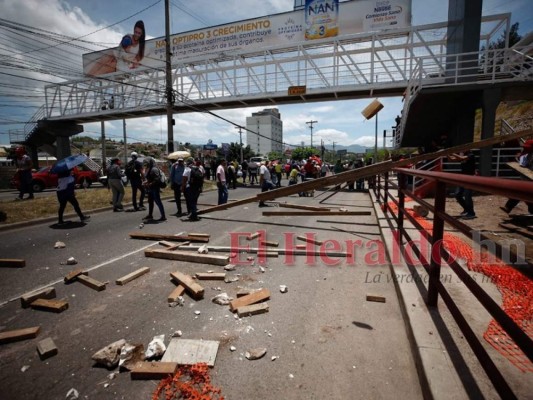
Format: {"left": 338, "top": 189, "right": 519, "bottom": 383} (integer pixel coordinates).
{"left": 9, "top": 13, "right": 532, "bottom": 157}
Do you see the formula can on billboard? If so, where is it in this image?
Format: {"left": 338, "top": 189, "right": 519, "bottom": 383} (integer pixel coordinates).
{"left": 305, "top": 0, "right": 339, "bottom": 40}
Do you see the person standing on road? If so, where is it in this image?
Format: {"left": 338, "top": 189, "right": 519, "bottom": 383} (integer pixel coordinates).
{"left": 170, "top": 157, "right": 185, "bottom": 216}
{"left": 449, "top": 150, "right": 476, "bottom": 220}
{"left": 274, "top": 160, "right": 283, "bottom": 187}
{"left": 216, "top": 159, "right": 228, "bottom": 205}
{"left": 259, "top": 160, "right": 275, "bottom": 207}
{"left": 182, "top": 157, "right": 203, "bottom": 221}
{"left": 14, "top": 146, "right": 34, "bottom": 201}
{"left": 241, "top": 159, "right": 248, "bottom": 185}
{"left": 142, "top": 157, "right": 166, "bottom": 222}
{"left": 107, "top": 157, "right": 125, "bottom": 212}
{"left": 248, "top": 160, "right": 258, "bottom": 185}
{"left": 56, "top": 169, "right": 90, "bottom": 225}
{"left": 126, "top": 152, "right": 145, "bottom": 211}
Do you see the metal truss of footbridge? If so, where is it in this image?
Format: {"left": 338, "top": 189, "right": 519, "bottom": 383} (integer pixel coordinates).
{"left": 9, "top": 13, "right": 528, "bottom": 149}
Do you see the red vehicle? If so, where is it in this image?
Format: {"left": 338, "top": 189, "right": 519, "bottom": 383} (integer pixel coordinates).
{"left": 12, "top": 165, "right": 99, "bottom": 192}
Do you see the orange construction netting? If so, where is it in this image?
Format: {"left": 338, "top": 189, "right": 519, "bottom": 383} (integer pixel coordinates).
{"left": 386, "top": 200, "right": 533, "bottom": 372}
{"left": 152, "top": 363, "right": 224, "bottom": 400}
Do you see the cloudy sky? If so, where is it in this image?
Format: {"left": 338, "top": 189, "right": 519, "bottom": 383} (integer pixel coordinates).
{"left": 0, "top": 0, "right": 531, "bottom": 149}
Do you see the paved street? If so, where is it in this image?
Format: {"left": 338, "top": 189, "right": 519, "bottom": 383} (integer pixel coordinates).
{"left": 0, "top": 186, "right": 422, "bottom": 399}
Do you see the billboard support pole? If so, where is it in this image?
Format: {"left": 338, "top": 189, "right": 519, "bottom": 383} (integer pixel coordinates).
{"left": 165, "top": 0, "right": 174, "bottom": 154}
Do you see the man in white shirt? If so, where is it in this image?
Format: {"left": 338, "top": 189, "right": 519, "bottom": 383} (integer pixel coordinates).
{"left": 259, "top": 160, "right": 275, "bottom": 207}
{"left": 216, "top": 159, "right": 228, "bottom": 205}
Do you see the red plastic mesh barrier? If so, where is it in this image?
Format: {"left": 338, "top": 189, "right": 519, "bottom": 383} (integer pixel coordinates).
{"left": 152, "top": 363, "right": 224, "bottom": 400}
{"left": 386, "top": 201, "right": 533, "bottom": 372}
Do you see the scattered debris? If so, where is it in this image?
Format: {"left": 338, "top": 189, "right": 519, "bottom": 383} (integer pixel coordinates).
{"left": 230, "top": 346, "right": 237, "bottom": 352}
{"left": 296, "top": 235, "right": 324, "bottom": 246}
{"left": 54, "top": 241, "right": 66, "bottom": 249}
{"left": 271, "top": 356, "right": 278, "bottom": 361}
{"left": 224, "top": 276, "right": 239, "bottom": 283}
{"left": 259, "top": 240, "right": 279, "bottom": 247}
{"left": 20, "top": 287, "right": 56, "bottom": 308}
{"left": 172, "top": 331, "right": 183, "bottom": 338}
{"left": 289, "top": 374, "right": 294, "bottom": 379}
{"left": 30, "top": 298, "right": 68, "bottom": 313}
{"left": 212, "top": 293, "right": 233, "bottom": 306}
{"left": 77, "top": 275, "right": 106, "bottom": 291}
{"left": 65, "top": 388, "right": 79, "bottom": 400}
{"left": 168, "top": 285, "right": 185, "bottom": 303}
{"left": 196, "top": 272, "right": 226, "bottom": 280}
{"left": 162, "top": 339, "right": 219, "bottom": 367}
{"left": 115, "top": 267, "right": 150, "bottom": 286}
{"left": 194, "top": 311, "right": 201, "bottom": 315}
{"left": 0, "top": 326, "right": 40, "bottom": 345}
{"left": 366, "top": 295, "right": 386, "bottom": 303}
{"left": 0, "top": 258, "right": 25, "bottom": 268}
{"left": 224, "top": 264, "right": 236, "bottom": 271}
{"left": 146, "top": 249, "right": 229, "bottom": 266}
{"left": 64, "top": 268, "right": 87, "bottom": 284}
{"left": 247, "top": 232, "right": 261, "bottom": 241}
{"left": 279, "top": 285, "right": 288, "bottom": 293}
{"left": 130, "top": 361, "right": 178, "bottom": 380}
{"left": 197, "top": 245, "right": 208, "bottom": 254}
{"left": 92, "top": 339, "right": 126, "bottom": 368}
{"left": 259, "top": 266, "right": 265, "bottom": 273}
{"left": 245, "top": 348, "right": 267, "bottom": 360}
{"left": 37, "top": 337, "right": 58, "bottom": 360}
{"left": 21, "top": 365, "right": 30, "bottom": 372}
{"left": 246, "top": 256, "right": 254, "bottom": 261}
{"left": 229, "top": 288, "right": 270, "bottom": 312}
{"left": 170, "top": 271, "right": 205, "bottom": 300}
{"left": 129, "top": 232, "right": 208, "bottom": 243}
{"left": 236, "top": 302, "right": 269, "bottom": 317}
{"left": 413, "top": 205, "right": 429, "bottom": 217}
{"left": 66, "top": 257, "right": 78, "bottom": 265}
{"left": 119, "top": 343, "right": 145, "bottom": 371}
{"left": 145, "top": 335, "right": 166, "bottom": 360}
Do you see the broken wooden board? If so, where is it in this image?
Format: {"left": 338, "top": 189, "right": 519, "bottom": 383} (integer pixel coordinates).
{"left": 366, "top": 295, "right": 386, "bottom": 303}
{"left": 259, "top": 240, "right": 279, "bottom": 247}
{"left": 197, "top": 128, "right": 532, "bottom": 215}
{"left": 257, "top": 251, "right": 279, "bottom": 258}
{"left": 246, "top": 232, "right": 261, "bottom": 241}
{"left": 162, "top": 339, "right": 219, "bottom": 367}
{"left": 0, "top": 259, "right": 25, "bottom": 268}
{"left": 145, "top": 249, "right": 229, "bottom": 266}
{"left": 168, "top": 285, "right": 185, "bottom": 303}
{"left": 64, "top": 268, "right": 87, "bottom": 283}
{"left": 188, "top": 233, "right": 211, "bottom": 239}
{"left": 77, "top": 274, "right": 106, "bottom": 291}
{"left": 236, "top": 288, "right": 261, "bottom": 298}
{"left": 0, "top": 326, "right": 40, "bottom": 345}
{"left": 278, "top": 203, "right": 331, "bottom": 212}
{"left": 20, "top": 287, "right": 56, "bottom": 308}
{"left": 130, "top": 361, "right": 178, "bottom": 380}
{"left": 37, "top": 337, "right": 58, "bottom": 360}
{"left": 130, "top": 232, "right": 209, "bottom": 243}
{"left": 30, "top": 298, "right": 68, "bottom": 313}
{"left": 229, "top": 288, "right": 270, "bottom": 312}
{"left": 159, "top": 240, "right": 181, "bottom": 250}
{"left": 296, "top": 235, "right": 324, "bottom": 246}
{"left": 170, "top": 271, "right": 204, "bottom": 299}
{"left": 195, "top": 272, "right": 226, "bottom": 280}
{"left": 236, "top": 302, "right": 269, "bottom": 317}
{"left": 263, "top": 211, "right": 371, "bottom": 216}
{"left": 507, "top": 161, "right": 533, "bottom": 180}
{"left": 116, "top": 267, "right": 150, "bottom": 286}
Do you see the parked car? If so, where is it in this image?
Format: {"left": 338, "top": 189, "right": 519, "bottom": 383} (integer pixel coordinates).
{"left": 11, "top": 165, "right": 99, "bottom": 192}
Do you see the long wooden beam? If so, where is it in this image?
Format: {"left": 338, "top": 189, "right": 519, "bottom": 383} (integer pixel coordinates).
{"left": 198, "top": 128, "right": 532, "bottom": 215}
{"left": 129, "top": 232, "right": 209, "bottom": 243}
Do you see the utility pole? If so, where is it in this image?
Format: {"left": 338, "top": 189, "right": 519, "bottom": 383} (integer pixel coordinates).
{"left": 100, "top": 121, "right": 106, "bottom": 173}
{"left": 332, "top": 141, "right": 336, "bottom": 161}
{"left": 164, "top": 0, "right": 174, "bottom": 154}
{"left": 123, "top": 119, "right": 128, "bottom": 165}
{"left": 235, "top": 126, "right": 244, "bottom": 163}
{"left": 306, "top": 120, "right": 318, "bottom": 148}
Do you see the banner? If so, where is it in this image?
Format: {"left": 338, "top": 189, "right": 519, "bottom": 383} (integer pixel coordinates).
{"left": 83, "top": 0, "right": 411, "bottom": 76}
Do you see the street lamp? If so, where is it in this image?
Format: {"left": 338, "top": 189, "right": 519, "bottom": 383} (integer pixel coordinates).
{"left": 361, "top": 99, "right": 384, "bottom": 162}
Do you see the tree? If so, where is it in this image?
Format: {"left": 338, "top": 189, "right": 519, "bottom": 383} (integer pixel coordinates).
{"left": 481, "top": 22, "right": 522, "bottom": 72}
{"left": 291, "top": 147, "right": 317, "bottom": 161}
{"left": 267, "top": 151, "right": 283, "bottom": 161}
{"left": 216, "top": 142, "right": 255, "bottom": 162}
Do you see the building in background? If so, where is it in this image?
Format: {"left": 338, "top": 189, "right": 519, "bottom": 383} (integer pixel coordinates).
{"left": 246, "top": 108, "right": 283, "bottom": 156}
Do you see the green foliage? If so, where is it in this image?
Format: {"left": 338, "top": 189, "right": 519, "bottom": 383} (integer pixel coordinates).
{"left": 291, "top": 147, "right": 318, "bottom": 161}
{"left": 216, "top": 142, "right": 255, "bottom": 162}
{"left": 267, "top": 151, "right": 283, "bottom": 161}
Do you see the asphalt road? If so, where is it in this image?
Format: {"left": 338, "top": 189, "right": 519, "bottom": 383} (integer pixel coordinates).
{"left": 0, "top": 186, "right": 422, "bottom": 399}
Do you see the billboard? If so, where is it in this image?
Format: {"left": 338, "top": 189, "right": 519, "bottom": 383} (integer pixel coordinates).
{"left": 83, "top": 0, "right": 411, "bottom": 76}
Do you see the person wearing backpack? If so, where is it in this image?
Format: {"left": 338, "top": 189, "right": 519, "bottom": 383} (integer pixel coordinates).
{"left": 182, "top": 157, "right": 202, "bottom": 221}
{"left": 126, "top": 152, "right": 145, "bottom": 211}
{"left": 142, "top": 156, "right": 166, "bottom": 222}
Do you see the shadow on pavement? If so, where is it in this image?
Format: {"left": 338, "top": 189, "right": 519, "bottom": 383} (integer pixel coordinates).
{"left": 49, "top": 221, "right": 88, "bottom": 229}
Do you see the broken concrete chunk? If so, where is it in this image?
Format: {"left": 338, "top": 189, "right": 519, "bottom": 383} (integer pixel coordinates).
{"left": 245, "top": 348, "right": 267, "bottom": 360}
{"left": 66, "top": 257, "right": 77, "bottom": 265}
{"left": 65, "top": 388, "right": 79, "bottom": 400}
{"left": 91, "top": 339, "right": 126, "bottom": 368}
{"left": 224, "top": 276, "right": 239, "bottom": 283}
{"left": 54, "top": 241, "right": 66, "bottom": 249}
{"left": 212, "top": 293, "right": 234, "bottom": 306}
{"left": 145, "top": 335, "right": 166, "bottom": 360}
{"left": 280, "top": 285, "right": 288, "bottom": 293}
{"left": 230, "top": 346, "right": 237, "bottom": 352}
{"left": 37, "top": 337, "right": 58, "bottom": 360}
{"left": 197, "top": 245, "right": 208, "bottom": 254}
{"left": 119, "top": 343, "right": 145, "bottom": 371}
{"left": 224, "top": 264, "right": 236, "bottom": 271}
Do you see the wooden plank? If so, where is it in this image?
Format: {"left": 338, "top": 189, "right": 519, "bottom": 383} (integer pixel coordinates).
{"left": 188, "top": 233, "right": 211, "bottom": 239}
{"left": 507, "top": 161, "right": 533, "bottom": 180}
{"left": 0, "top": 259, "right": 25, "bottom": 268}
{"left": 246, "top": 232, "right": 261, "bottom": 241}
{"left": 37, "top": 337, "right": 58, "bottom": 360}
{"left": 229, "top": 288, "right": 270, "bottom": 312}
{"left": 259, "top": 240, "right": 279, "bottom": 247}
{"left": 116, "top": 267, "right": 150, "bottom": 286}
{"left": 77, "top": 274, "right": 106, "bottom": 291}
{"left": 278, "top": 203, "right": 331, "bottom": 211}
{"left": 167, "top": 285, "right": 185, "bottom": 303}
{"left": 162, "top": 339, "right": 219, "bottom": 367}
{"left": 145, "top": 249, "right": 229, "bottom": 266}
{"left": 236, "top": 302, "right": 269, "bottom": 317}
{"left": 170, "top": 271, "right": 204, "bottom": 300}
{"left": 195, "top": 272, "right": 226, "bottom": 280}
{"left": 64, "top": 268, "right": 87, "bottom": 283}
{"left": 297, "top": 235, "right": 324, "bottom": 246}
{"left": 197, "top": 129, "right": 533, "bottom": 215}
{"left": 295, "top": 244, "right": 307, "bottom": 250}
{"left": 257, "top": 251, "right": 279, "bottom": 258}
{"left": 0, "top": 326, "right": 40, "bottom": 345}
{"left": 236, "top": 288, "right": 260, "bottom": 297}
{"left": 263, "top": 211, "right": 371, "bottom": 216}
{"left": 20, "top": 287, "right": 56, "bottom": 309}
{"left": 130, "top": 361, "right": 178, "bottom": 380}
{"left": 30, "top": 298, "right": 68, "bottom": 313}
{"left": 130, "top": 232, "right": 209, "bottom": 243}
{"left": 366, "top": 295, "right": 386, "bottom": 303}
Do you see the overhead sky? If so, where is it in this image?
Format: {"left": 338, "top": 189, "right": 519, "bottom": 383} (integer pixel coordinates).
{"left": 0, "top": 0, "right": 531, "bottom": 150}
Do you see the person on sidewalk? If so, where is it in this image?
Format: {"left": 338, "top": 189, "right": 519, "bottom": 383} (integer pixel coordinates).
{"left": 216, "top": 159, "right": 228, "bottom": 205}
{"left": 259, "top": 160, "right": 275, "bottom": 207}
{"left": 448, "top": 150, "right": 476, "bottom": 219}
{"left": 56, "top": 169, "right": 90, "bottom": 225}
{"left": 126, "top": 152, "right": 145, "bottom": 211}
{"left": 14, "top": 146, "right": 34, "bottom": 201}
{"left": 107, "top": 157, "right": 125, "bottom": 212}
{"left": 142, "top": 157, "right": 166, "bottom": 222}
{"left": 500, "top": 140, "right": 533, "bottom": 215}
{"left": 170, "top": 157, "right": 185, "bottom": 216}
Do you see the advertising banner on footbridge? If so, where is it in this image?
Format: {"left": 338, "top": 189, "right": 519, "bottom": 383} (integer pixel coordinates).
{"left": 83, "top": 0, "right": 411, "bottom": 76}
